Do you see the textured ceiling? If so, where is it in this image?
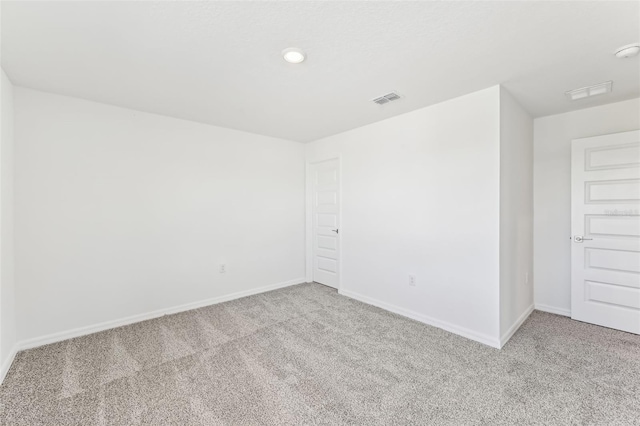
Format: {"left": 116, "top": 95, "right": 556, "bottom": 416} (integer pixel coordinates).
{"left": 2, "top": 1, "right": 639, "bottom": 142}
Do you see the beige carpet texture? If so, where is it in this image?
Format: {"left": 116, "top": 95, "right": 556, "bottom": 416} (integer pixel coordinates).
{"left": 1, "top": 283, "right": 639, "bottom": 425}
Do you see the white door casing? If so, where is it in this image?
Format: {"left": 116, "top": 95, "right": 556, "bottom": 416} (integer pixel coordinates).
{"left": 571, "top": 130, "right": 640, "bottom": 334}
{"left": 309, "top": 159, "right": 340, "bottom": 288}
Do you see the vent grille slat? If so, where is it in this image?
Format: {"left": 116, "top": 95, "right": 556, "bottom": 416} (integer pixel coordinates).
{"left": 372, "top": 92, "right": 401, "bottom": 105}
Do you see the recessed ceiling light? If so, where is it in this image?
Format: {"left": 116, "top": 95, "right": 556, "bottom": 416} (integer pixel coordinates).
{"left": 282, "top": 48, "right": 306, "bottom": 64}
{"left": 614, "top": 43, "right": 640, "bottom": 59}
{"left": 565, "top": 81, "right": 613, "bottom": 101}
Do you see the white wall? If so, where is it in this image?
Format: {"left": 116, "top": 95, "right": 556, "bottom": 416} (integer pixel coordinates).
{"left": 1, "top": 69, "right": 17, "bottom": 374}
{"left": 534, "top": 98, "right": 640, "bottom": 315}
{"left": 499, "top": 87, "right": 533, "bottom": 343}
{"left": 14, "top": 88, "right": 305, "bottom": 342}
{"left": 306, "top": 86, "right": 502, "bottom": 346}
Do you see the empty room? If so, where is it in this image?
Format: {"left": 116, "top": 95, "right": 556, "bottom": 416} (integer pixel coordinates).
{"left": 0, "top": 1, "right": 639, "bottom": 424}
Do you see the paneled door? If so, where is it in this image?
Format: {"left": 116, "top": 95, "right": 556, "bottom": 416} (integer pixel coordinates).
{"left": 311, "top": 159, "right": 340, "bottom": 288}
{"left": 571, "top": 130, "right": 640, "bottom": 334}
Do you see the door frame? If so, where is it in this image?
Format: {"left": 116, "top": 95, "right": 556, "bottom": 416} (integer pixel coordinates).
{"left": 305, "top": 155, "right": 342, "bottom": 290}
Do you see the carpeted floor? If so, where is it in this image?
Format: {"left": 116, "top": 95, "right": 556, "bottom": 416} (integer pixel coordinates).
{"left": 1, "top": 283, "right": 639, "bottom": 425}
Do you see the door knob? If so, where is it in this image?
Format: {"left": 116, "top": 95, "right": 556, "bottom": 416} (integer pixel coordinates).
{"left": 332, "top": 229, "right": 339, "bottom": 234}
{"left": 574, "top": 236, "right": 593, "bottom": 243}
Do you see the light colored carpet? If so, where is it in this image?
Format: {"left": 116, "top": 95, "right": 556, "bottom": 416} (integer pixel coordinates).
{"left": 1, "top": 283, "right": 639, "bottom": 425}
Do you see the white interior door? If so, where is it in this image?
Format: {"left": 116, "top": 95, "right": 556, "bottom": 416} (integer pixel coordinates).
{"left": 571, "top": 130, "right": 640, "bottom": 334}
{"left": 311, "top": 159, "right": 340, "bottom": 288}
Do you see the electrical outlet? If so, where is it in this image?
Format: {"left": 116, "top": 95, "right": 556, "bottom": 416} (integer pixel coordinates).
{"left": 409, "top": 274, "right": 416, "bottom": 287}
{"left": 219, "top": 264, "right": 226, "bottom": 274}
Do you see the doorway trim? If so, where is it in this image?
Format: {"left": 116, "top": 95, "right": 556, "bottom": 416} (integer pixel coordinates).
{"left": 305, "top": 154, "right": 342, "bottom": 290}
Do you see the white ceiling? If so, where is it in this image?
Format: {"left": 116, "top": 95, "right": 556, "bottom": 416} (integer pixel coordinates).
{"left": 2, "top": 1, "right": 639, "bottom": 142}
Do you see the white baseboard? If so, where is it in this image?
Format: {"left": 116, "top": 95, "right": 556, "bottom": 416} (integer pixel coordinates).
{"left": 500, "top": 304, "right": 534, "bottom": 348}
{"left": 339, "top": 289, "right": 501, "bottom": 349}
{"left": 535, "top": 303, "right": 571, "bottom": 317}
{"left": 0, "top": 344, "right": 19, "bottom": 385}
{"left": 17, "top": 277, "right": 306, "bottom": 352}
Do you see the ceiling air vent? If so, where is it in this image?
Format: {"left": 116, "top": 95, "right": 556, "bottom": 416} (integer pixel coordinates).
{"left": 372, "top": 92, "right": 401, "bottom": 105}
{"left": 565, "top": 81, "right": 613, "bottom": 101}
